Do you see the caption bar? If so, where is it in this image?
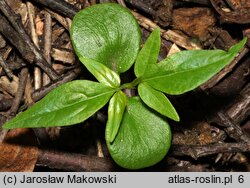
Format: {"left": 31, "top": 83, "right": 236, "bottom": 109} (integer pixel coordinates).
{"left": 0, "top": 172, "right": 248, "bottom": 188}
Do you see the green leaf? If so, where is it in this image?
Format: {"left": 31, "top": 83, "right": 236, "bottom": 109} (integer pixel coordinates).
{"left": 138, "top": 82, "right": 179, "bottom": 121}
{"left": 106, "top": 90, "right": 127, "bottom": 143}
{"left": 71, "top": 3, "right": 141, "bottom": 73}
{"left": 107, "top": 97, "right": 171, "bottom": 169}
{"left": 79, "top": 56, "right": 120, "bottom": 88}
{"left": 143, "top": 38, "right": 246, "bottom": 95}
{"left": 134, "top": 28, "right": 161, "bottom": 77}
{"left": 3, "top": 80, "right": 115, "bottom": 129}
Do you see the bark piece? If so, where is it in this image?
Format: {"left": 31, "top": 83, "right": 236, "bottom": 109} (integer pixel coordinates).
{"left": 132, "top": 11, "right": 201, "bottom": 50}
{"left": 206, "top": 28, "right": 236, "bottom": 50}
{"left": 125, "top": 0, "right": 173, "bottom": 27}
{"left": 153, "top": 0, "right": 173, "bottom": 27}
{"left": 226, "top": 0, "right": 250, "bottom": 8}
{"left": 0, "top": 128, "right": 38, "bottom": 172}
{"left": 210, "top": 0, "right": 250, "bottom": 24}
{"left": 172, "top": 7, "right": 216, "bottom": 41}
{"left": 173, "top": 122, "right": 226, "bottom": 145}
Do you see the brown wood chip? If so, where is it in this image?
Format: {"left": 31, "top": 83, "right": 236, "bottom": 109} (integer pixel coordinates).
{"left": 0, "top": 128, "right": 38, "bottom": 172}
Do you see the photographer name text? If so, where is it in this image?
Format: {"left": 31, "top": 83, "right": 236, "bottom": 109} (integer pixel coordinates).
{"left": 16, "top": 174, "right": 117, "bottom": 184}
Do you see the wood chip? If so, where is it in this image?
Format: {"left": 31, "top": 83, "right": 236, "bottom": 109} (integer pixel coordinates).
{"left": 172, "top": 7, "right": 216, "bottom": 41}
{"left": 0, "top": 128, "right": 38, "bottom": 172}
{"left": 52, "top": 27, "right": 65, "bottom": 43}
{"left": 35, "top": 14, "right": 44, "bottom": 36}
{"left": 51, "top": 48, "right": 75, "bottom": 64}
{"left": 52, "top": 63, "right": 66, "bottom": 74}
{"left": 0, "top": 75, "right": 19, "bottom": 96}
{"left": 132, "top": 11, "right": 202, "bottom": 50}
{"left": 0, "top": 34, "right": 6, "bottom": 48}
{"left": 6, "top": 0, "right": 27, "bottom": 24}
{"left": 47, "top": 9, "right": 71, "bottom": 30}
{"left": 167, "top": 43, "right": 181, "bottom": 57}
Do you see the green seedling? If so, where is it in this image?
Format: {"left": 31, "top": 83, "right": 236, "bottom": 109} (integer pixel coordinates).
{"left": 3, "top": 3, "right": 246, "bottom": 169}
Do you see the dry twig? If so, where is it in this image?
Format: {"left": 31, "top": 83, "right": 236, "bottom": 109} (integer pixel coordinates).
{"left": 43, "top": 10, "right": 52, "bottom": 86}
{"left": 8, "top": 68, "right": 28, "bottom": 118}
{"left": 37, "top": 149, "right": 117, "bottom": 171}
{"left": 30, "top": 0, "right": 78, "bottom": 19}
{"left": 27, "top": 1, "right": 42, "bottom": 89}
{"left": 0, "top": 53, "right": 13, "bottom": 80}
{"left": 32, "top": 66, "right": 81, "bottom": 101}
{"left": 0, "top": 0, "right": 58, "bottom": 80}
{"left": 46, "top": 9, "right": 71, "bottom": 31}
{"left": 171, "top": 142, "right": 250, "bottom": 159}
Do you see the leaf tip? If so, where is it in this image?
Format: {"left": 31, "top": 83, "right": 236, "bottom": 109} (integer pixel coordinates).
{"left": 2, "top": 122, "right": 13, "bottom": 130}
{"left": 154, "top": 27, "right": 161, "bottom": 33}
{"left": 106, "top": 125, "right": 118, "bottom": 144}
{"left": 242, "top": 37, "right": 247, "bottom": 44}
{"left": 109, "top": 133, "right": 116, "bottom": 144}
{"left": 2, "top": 125, "right": 8, "bottom": 130}
{"left": 168, "top": 110, "right": 180, "bottom": 122}
{"left": 229, "top": 37, "right": 247, "bottom": 54}
{"left": 173, "top": 115, "right": 180, "bottom": 122}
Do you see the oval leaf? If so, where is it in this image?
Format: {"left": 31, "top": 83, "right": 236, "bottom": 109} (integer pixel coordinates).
{"left": 107, "top": 97, "right": 172, "bottom": 169}
{"left": 143, "top": 38, "right": 246, "bottom": 95}
{"left": 134, "top": 28, "right": 161, "bottom": 77}
{"left": 3, "top": 80, "right": 115, "bottom": 129}
{"left": 106, "top": 90, "right": 127, "bottom": 143}
{"left": 138, "top": 82, "right": 179, "bottom": 121}
{"left": 80, "top": 56, "right": 120, "bottom": 88}
{"left": 71, "top": 3, "right": 141, "bottom": 73}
